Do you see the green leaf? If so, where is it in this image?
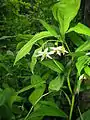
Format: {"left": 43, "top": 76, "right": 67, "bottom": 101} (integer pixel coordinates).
{"left": 0, "top": 36, "right": 15, "bottom": 40}
{"left": 16, "top": 34, "right": 33, "bottom": 41}
{"left": 28, "top": 117, "right": 43, "bottom": 120}
{"left": 28, "top": 101, "right": 67, "bottom": 119}
{"left": 68, "top": 32, "right": 84, "bottom": 47}
{"left": 14, "top": 31, "right": 54, "bottom": 64}
{"left": 76, "top": 41, "right": 90, "bottom": 52}
{"left": 67, "top": 23, "right": 90, "bottom": 36}
{"left": 17, "top": 81, "right": 45, "bottom": 94}
{"left": 0, "top": 63, "right": 9, "bottom": 72}
{"left": 29, "top": 85, "right": 45, "bottom": 105}
{"left": 69, "top": 51, "right": 85, "bottom": 58}
{"left": 16, "top": 41, "right": 26, "bottom": 50}
{"left": 30, "top": 47, "right": 42, "bottom": 74}
{"left": 84, "top": 66, "right": 90, "bottom": 76}
{"left": 52, "top": 0, "right": 80, "bottom": 34}
{"left": 77, "top": 109, "right": 90, "bottom": 120}
{"left": 41, "top": 60, "right": 64, "bottom": 73}
{"left": 29, "top": 75, "right": 45, "bottom": 105}
{"left": 76, "top": 56, "right": 90, "bottom": 75}
{"left": 0, "top": 88, "right": 20, "bottom": 108}
{"left": 31, "top": 75, "right": 44, "bottom": 86}
{"left": 0, "top": 92, "right": 6, "bottom": 106}
{"left": 75, "top": 79, "right": 82, "bottom": 94}
{"left": 39, "top": 19, "right": 58, "bottom": 37}
{"left": 49, "top": 75, "right": 64, "bottom": 91}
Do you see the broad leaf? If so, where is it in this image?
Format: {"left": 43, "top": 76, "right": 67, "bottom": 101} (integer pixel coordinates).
{"left": 77, "top": 109, "right": 90, "bottom": 120}
{"left": 17, "top": 81, "right": 45, "bottom": 94}
{"left": 31, "top": 75, "right": 44, "bottom": 86}
{"left": 52, "top": 0, "right": 80, "bottom": 34}
{"left": 0, "top": 88, "right": 20, "bottom": 108}
{"left": 76, "top": 56, "right": 90, "bottom": 75}
{"left": 84, "top": 66, "right": 90, "bottom": 76}
{"left": 67, "top": 23, "right": 90, "bottom": 36}
{"left": 39, "top": 19, "right": 58, "bottom": 37}
{"left": 68, "top": 32, "right": 84, "bottom": 47}
{"left": 49, "top": 75, "right": 64, "bottom": 91}
{"left": 29, "top": 86, "right": 45, "bottom": 105}
{"left": 28, "top": 101, "right": 67, "bottom": 119}
{"left": 14, "top": 31, "right": 54, "bottom": 64}
{"left": 29, "top": 75, "right": 45, "bottom": 105}
{"left": 41, "top": 60, "right": 64, "bottom": 73}
{"left": 76, "top": 41, "right": 90, "bottom": 52}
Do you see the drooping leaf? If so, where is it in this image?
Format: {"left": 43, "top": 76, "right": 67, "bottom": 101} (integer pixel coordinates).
{"left": 49, "top": 75, "right": 64, "bottom": 91}
{"left": 76, "top": 41, "right": 90, "bottom": 52}
{"left": 14, "top": 31, "right": 54, "bottom": 64}
{"left": 17, "top": 81, "right": 45, "bottom": 94}
{"left": 52, "top": 0, "right": 81, "bottom": 34}
{"left": 77, "top": 109, "right": 90, "bottom": 120}
{"left": 67, "top": 23, "right": 90, "bottom": 36}
{"left": 84, "top": 66, "right": 90, "bottom": 76}
{"left": 28, "top": 101, "right": 67, "bottom": 119}
{"left": 69, "top": 51, "right": 85, "bottom": 58}
{"left": 0, "top": 88, "right": 20, "bottom": 108}
{"left": 16, "top": 41, "right": 26, "bottom": 50}
{"left": 0, "top": 36, "right": 15, "bottom": 40}
{"left": 76, "top": 56, "right": 90, "bottom": 75}
{"left": 29, "top": 75, "right": 45, "bottom": 105}
{"left": 39, "top": 19, "right": 58, "bottom": 37}
{"left": 41, "top": 60, "right": 64, "bottom": 73}
{"left": 30, "top": 47, "right": 42, "bottom": 74}
{"left": 68, "top": 32, "right": 84, "bottom": 47}
{"left": 16, "top": 34, "right": 33, "bottom": 41}
{"left": 29, "top": 85, "right": 45, "bottom": 105}
{"left": 0, "top": 63, "right": 9, "bottom": 72}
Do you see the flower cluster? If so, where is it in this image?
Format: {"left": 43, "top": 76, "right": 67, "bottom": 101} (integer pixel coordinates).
{"left": 36, "top": 46, "right": 68, "bottom": 61}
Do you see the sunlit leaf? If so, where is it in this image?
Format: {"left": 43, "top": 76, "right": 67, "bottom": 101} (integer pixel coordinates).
{"left": 14, "top": 31, "right": 54, "bottom": 64}
{"left": 39, "top": 19, "right": 58, "bottom": 37}
{"left": 76, "top": 56, "right": 90, "bottom": 75}
{"left": 76, "top": 40, "right": 90, "bottom": 52}
{"left": 67, "top": 23, "right": 90, "bottom": 36}
{"left": 52, "top": 0, "right": 80, "bottom": 34}
{"left": 84, "top": 66, "right": 90, "bottom": 76}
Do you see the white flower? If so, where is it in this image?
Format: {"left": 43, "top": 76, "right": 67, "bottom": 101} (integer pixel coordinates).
{"left": 36, "top": 48, "right": 53, "bottom": 61}
{"left": 36, "top": 46, "right": 68, "bottom": 61}
{"left": 86, "top": 52, "right": 90, "bottom": 56}
{"left": 50, "top": 46, "right": 68, "bottom": 56}
{"left": 79, "top": 74, "right": 86, "bottom": 80}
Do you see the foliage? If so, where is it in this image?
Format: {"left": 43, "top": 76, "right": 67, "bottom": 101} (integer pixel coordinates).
{"left": 0, "top": 0, "right": 90, "bottom": 120}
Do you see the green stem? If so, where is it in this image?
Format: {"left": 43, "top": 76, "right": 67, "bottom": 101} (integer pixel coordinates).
{"left": 78, "top": 106, "right": 84, "bottom": 120}
{"left": 65, "top": 42, "right": 71, "bottom": 53}
{"left": 69, "top": 94, "right": 75, "bottom": 120}
{"left": 24, "top": 92, "right": 51, "bottom": 120}
{"left": 67, "top": 68, "right": 72, "bottom": 94}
